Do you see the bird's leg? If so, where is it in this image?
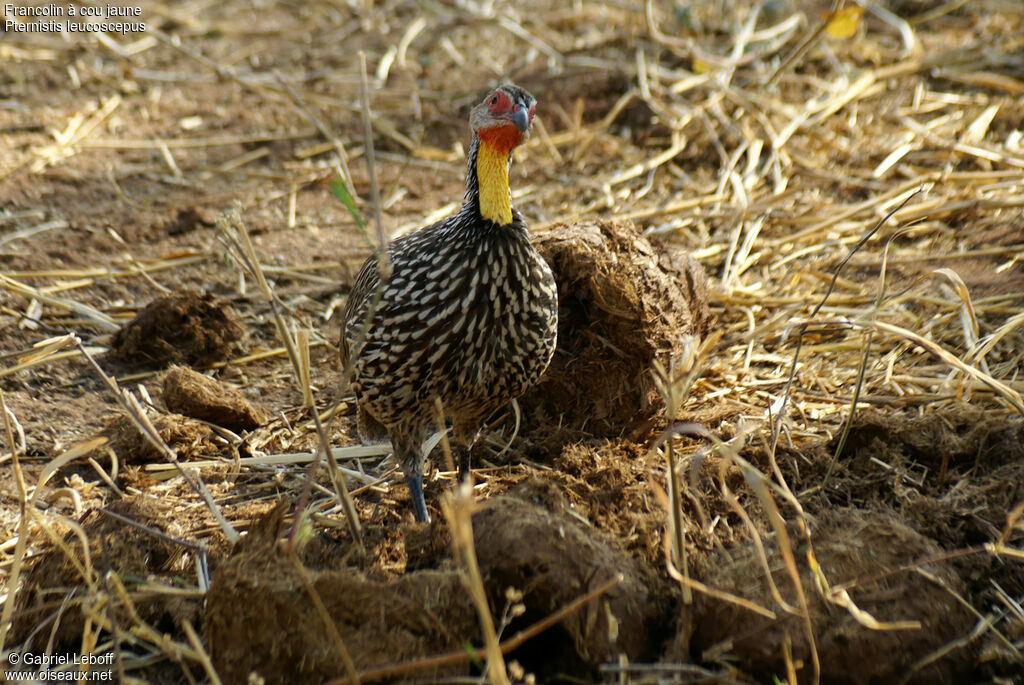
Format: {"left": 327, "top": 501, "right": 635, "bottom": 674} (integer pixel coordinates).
{"left": 453, "top": 424, "right": 477, "bottom": 484}
{"left": 396, "top": 428, "right": 430, "bottom": 523}
{"left": 457, "top": 447, "right": 472, "bottom": 483}
{"left": 405, "top": 471, "right": 430, "bottom": 523}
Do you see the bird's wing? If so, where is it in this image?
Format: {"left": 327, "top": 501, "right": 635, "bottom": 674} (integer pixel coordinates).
{"left": 340, "top": 250, "right": 382, "bottom": 362}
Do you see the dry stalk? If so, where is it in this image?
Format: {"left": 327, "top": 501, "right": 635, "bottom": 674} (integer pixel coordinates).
{"left": 660, "top": 531, "right": 776, "bottom": 619}
{"left": 289, "top": 554, "right": 360, "bottom": 684}
{"left": 850, "top": 318, "right": 1024, "bottom": 414}
{"left": 441, "top": 482, "right": 508, "bottom": 685}
{"left": 217, "top": 207, "right": 362, "bottom": 550}
{"left": 998, "top": 500, "right": 1024, "bottom": 546}
{"left": 322, "top": 573, "right": 622, "bottom": 685}
{"left": 273, "top": 70, "right": 356, "bottom": 199}
{"left": 181, "top": 620, "right": 223, "bottom": 685}
{"left": 0, "top": 435, "right": 106, "bottom": 650}
{"left": 296, "top": 327, "right": 314, "bottom": 409}
{"left": 651, "top": 335, "right": 704, "bottom": 605}
{"left": 432, "top": 397, "right": 456, "bottom": 473}
{"left": 0, "top": 273, "right": 118, "bottom": 331}
{"left": 95, "top": 507, "right": 210, "bottom": 591}
{"left": 0, "top": 387, "right": 29, "bottom": 652}
{"left": 782, "top": 636, "right": 798, "bottom": 685}
{"left": 143, "top": 447, "right": 385, "bottom": 480}
{"left": 104, "top": 572, "right": 204, "bottom": 663}
{"left": 822, "top": 221, "right": 914, "bottom": 491}
{"left": 76, "top": 338, "right": 239, "bottom": 544}
{"left": 358, "top": 50, "right": 390, "bottom": 281}
{"left": 714, "top": 432, "right": 821, "bottom": 685}
{"left": 821, "top": 329, "right": 874, "bottom": 489}
{"left": 771, "top": 192, "right": 918, "bottom": 460}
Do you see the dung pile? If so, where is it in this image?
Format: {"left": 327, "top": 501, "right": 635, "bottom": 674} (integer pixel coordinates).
{"left": 685, "top": 508, "right": 976, "bottom": 683}
{"left": 12, "top": 496, "right": 202, "bottom": 650}
{"left": 470, "top": 484, "right": 667, "bottom": 677}
{"left": 102, "top": 411, "right": 219, "bottom": 464}
{"left": 206, "top": 562, "right": 478, "bottom": 684}
{"left": 523, "top": 219, "right": 713, "bottom": 437}
{"left": 108, "top": 290, "right": 242, "bottom": 369}
{"left": 206, "top": 487, "right": 667, "bottom": 683}
{"left": 204, "top": 502, "right": 478, "bottom": 684}
{"left": 162, "top": 365, "right": 270, "bottom": 432}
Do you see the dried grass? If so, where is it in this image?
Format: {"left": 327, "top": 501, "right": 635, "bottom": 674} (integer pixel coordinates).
{"left": 2, "top": 0, "right": 1023, "bottom": 681}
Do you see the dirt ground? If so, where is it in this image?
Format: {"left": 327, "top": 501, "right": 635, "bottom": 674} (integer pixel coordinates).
{"left": 2, "top": 0, "right": 1024, "bottom": 683}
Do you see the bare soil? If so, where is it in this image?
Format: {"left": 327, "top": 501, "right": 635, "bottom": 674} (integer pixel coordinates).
{"left": 2, "top": 1, "right": 1024, "bottom": 684}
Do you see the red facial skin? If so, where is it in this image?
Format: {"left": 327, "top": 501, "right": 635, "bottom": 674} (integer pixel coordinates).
{"left": 477, "top": 90, "right": 534, "bottom": 152}
{"left": 487, "top": 90, "right": 513, "bottom": 116}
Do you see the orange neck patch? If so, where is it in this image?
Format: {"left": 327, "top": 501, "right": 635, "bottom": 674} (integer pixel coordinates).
{"left": 477, "top": 122, "right": 524, "bottom": 152}
{"left": 476, "top": 127, "right": 521, "bottom": 225}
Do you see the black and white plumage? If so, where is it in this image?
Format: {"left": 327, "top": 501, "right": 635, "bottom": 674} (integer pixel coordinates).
{"left": 341, "top": 85, "right": 557, "bottom": 522}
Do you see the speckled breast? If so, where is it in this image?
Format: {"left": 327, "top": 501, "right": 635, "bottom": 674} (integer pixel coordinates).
{"left": 347, "top": 217, "right": 558, "bottom": 428}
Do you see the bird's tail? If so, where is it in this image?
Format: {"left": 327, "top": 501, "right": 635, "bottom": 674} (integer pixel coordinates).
{"left": 356, "top": 406, "right": 391, "bottom": 444}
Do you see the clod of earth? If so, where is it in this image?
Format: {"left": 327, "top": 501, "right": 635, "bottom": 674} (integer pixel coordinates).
{"left": 685, "top": 508, "right": 976, "bottom": 684}
{"left": 523, "top": 219, "right": 713, "bottom": 437}
{"left": 107, "top": 291, "right": 242, "bottom": 370}
{"left": 102, "top": 411, "right": 218, "bottom": 464}
{"left": 831, "top": 407, "right": 1024, "bottom": 474}
{"left": 204, "top": 502, "right": 479, "bottom": 684}
{"left": 162, "top": 365, "right": 270, "bottom": 432}
{"left": 12, "top": 496, "right": 203, "bottom": 651}
{"left": 468, "top": 485, "right": 667, "bottom": 678}
{"left": 407, "top": 480, "right": 669, "bottom": 677}
{"left": 206, "top": 486, "right": 667, "bottom": 683}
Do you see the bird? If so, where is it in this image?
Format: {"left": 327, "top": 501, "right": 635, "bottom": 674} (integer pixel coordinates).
{"left": 341, "top": 84, "right": 557, "bottom": 523}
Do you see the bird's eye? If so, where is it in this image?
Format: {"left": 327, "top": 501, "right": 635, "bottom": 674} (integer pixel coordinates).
{"left": 490, "top": 95, "right": 499, "bottom": 105}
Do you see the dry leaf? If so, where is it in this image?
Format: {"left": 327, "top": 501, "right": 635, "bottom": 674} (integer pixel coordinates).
{"left": 692, "top": 57, "right": 714, "bottom": 74}
{"left": 824, "top": 4, "right": 864, "bottom": 39}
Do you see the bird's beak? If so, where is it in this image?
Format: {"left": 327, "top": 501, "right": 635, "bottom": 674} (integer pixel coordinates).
{"left": 509, "top": 107, "right": 530, "bottom": 133}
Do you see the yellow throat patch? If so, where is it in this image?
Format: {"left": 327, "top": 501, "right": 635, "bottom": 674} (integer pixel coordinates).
{"left": 476, "top": 139, "right": 513, "bottom": 225}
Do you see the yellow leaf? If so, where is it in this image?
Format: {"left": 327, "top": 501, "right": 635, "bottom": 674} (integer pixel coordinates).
{"left": 824, "top": 4, "right": 863, "bottom": 39}
{"left": 692, "top": 57, "right": 713, "bottom": 74}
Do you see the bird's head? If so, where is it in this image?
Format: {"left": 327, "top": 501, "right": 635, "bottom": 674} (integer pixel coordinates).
{"left": 470, "top": 84, "right": 536, "bottom": 153}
